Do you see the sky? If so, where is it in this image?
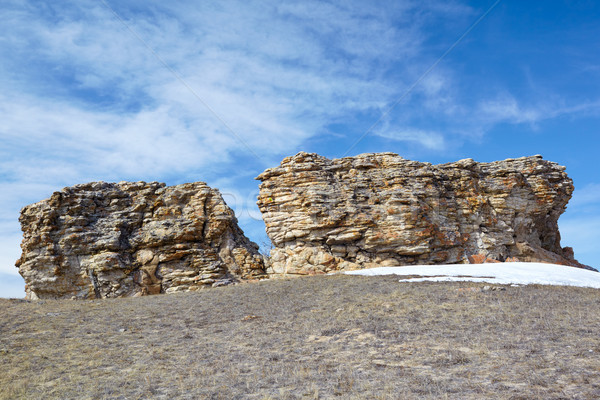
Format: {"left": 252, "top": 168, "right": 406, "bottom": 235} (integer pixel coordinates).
{"left": 1, "top": 0, "right": 600, "bottom": 298}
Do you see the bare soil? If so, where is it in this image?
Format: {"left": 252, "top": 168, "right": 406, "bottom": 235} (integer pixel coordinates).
{"left": 1, "top": 274, "right": 599, "bottom": 399}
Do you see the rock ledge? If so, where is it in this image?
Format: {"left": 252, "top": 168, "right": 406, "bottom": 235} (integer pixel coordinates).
{"left": 257, "top": 152, "right": 594, "bottom": 274}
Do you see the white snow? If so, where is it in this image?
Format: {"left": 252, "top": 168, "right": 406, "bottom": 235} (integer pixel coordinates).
{"left": 344, "top": 262, "right": 600, "bottom": 288}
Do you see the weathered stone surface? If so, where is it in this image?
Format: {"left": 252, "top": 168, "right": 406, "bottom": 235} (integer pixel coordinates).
{"left": 257, "top": 152, "right": 595, "bottom": 274}
{"left": 17, "top": 181, "right": 265, "bottom": 299}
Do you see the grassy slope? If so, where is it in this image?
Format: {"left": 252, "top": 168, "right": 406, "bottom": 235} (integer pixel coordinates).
{"left": 1, "top": 275, "right": 599, "bottom": 399}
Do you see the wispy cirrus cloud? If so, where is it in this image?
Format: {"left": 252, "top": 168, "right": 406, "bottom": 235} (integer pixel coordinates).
{"left": 374, "top": 126, "right": 446, "bottom": 150}
{"left": 1, "top": 0, "right": 454, "bottom": 182}
{"left": 11, "top": 0, "right": 599, "bottom": 185}
{"left": 478, "top": 96, "right": 543, "bottom": 125}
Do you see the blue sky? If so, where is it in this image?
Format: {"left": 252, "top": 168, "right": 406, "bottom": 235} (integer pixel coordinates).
{"left": 1, "top": 0, "right": 599, "bottom": 298}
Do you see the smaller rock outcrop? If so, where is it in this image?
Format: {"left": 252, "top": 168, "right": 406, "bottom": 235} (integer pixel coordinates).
{"left": 16, "top": 181, "right": 265, "bottom": 300}
{"left": 257, "top": 152, "right": 594, "bottom": 275}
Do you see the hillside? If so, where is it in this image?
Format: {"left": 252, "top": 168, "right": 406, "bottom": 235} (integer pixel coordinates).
{"left": 1, "top": 275, "right": 599, "bottom": 399}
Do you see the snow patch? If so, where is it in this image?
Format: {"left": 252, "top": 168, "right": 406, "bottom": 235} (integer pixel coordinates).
{"left": 344, "top": 262, "right": 600, "bottom": 288}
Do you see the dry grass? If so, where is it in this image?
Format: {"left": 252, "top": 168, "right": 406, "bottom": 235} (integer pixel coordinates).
{"left": 1, "top": 275, "right": 600, "bottom": 399}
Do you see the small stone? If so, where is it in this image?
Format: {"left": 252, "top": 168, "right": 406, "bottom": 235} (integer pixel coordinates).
{"left": 468, "top": 254, "right": 487, "bottom": 264}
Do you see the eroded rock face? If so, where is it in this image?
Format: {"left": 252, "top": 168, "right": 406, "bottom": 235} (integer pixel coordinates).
{"left": 17, "top": 181, "right": 265, "bottom": 299}
{"left": 257, "top": 152, "right": 594, "bottom": 274}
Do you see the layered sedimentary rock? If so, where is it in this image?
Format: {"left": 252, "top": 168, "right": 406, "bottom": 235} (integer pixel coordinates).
{"left": 257, "top": 152, "right": 594, "bottom": 274}
{"left": 17, "top": 181, "right": 265, "bottom": 299}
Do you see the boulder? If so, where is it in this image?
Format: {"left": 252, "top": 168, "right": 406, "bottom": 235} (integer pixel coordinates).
{"left": 256, "top": 152, "right": 595, "bottom": 274}
{"left": 16, "top": 181, "right": 265, "bottom": 299}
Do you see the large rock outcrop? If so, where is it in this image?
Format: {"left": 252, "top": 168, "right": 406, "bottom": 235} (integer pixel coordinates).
{"left": 257, "top": 152, "right": 594, "bottom": 274}
{"left": 17, "top": 181, "right": 265, "bottom": 300}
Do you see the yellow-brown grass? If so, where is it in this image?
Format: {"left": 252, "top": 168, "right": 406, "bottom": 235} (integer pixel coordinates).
{"left": 1, "top": 274, "right": 599, "bottom": 399}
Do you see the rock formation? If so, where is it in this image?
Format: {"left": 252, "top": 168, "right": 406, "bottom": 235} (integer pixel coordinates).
{"left": 257, "top": 152, "right": 594, "bottom": 274}
{"left": 16, "top": 181, "right": 265, "bottom": 300}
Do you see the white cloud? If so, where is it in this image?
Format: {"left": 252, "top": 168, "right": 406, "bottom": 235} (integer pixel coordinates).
{"left": 475, "top": 96, "right": 600, "bottom": 130}
{"left": 0, "top": 95, "right": 233, "bottom": 182}
{"left": 0, "top": 0, "right": 488, "bottom": 213}
{"left": 375, "top": 127, "right": 446, "bottom": 150}
{"left": 478, "top": 96, "right": 543, "bottom": 125}
{"left": 1, "top": 1, "right": 441, "bottom": 181}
